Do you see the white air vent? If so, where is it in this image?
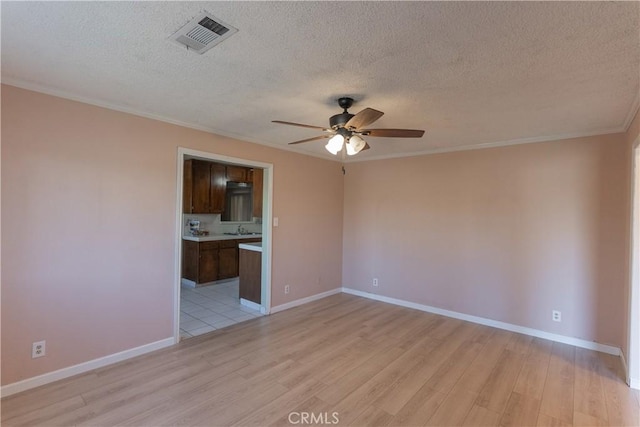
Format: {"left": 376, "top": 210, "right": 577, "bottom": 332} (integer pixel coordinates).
{"left": 169, "top": 11, "right": 238, "bottom": 54}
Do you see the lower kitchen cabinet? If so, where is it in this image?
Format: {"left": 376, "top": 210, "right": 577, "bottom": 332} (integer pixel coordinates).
{"left": 182, "top": 240, "right": 219, "bottom": 284}
{"left": 218, "top": 240, "right": 239, "bottom": 280}
{"left": 182, "top": 238, "right": 262, "bottom": 285}
{"left": 198, "top": 242, "right": 219, "bottom": 283}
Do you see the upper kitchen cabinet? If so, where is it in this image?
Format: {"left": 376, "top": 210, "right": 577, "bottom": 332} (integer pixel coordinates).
{"left": 184, "top": 159, "right": 208, "bottom": 214}
{"left": 184, "top": 159, "right": 225, "bottom": 214}
{"left": 226, "top": 165, "right": 249, "bottom": 183}
{"left": 252, "top": 168, "right": 263, "bottom": 218}
{"left": 210, "top": 163, "right": 226, "bottom": 213}
{"left": 184, "top": 159, "right": 262, "bottom": 218}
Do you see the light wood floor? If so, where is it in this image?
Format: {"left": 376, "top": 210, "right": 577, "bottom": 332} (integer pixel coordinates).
{"left": 2, "top": 294, "right": 638, "bottom": 426}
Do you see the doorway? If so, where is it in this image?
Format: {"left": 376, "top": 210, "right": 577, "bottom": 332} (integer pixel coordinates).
{"left": 173, "top": 147, "right": 273, "bottom": 342}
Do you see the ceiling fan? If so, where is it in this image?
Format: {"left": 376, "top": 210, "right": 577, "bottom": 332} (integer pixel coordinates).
{"left": 272, "top": 97, "right": 425, "bottom": 156}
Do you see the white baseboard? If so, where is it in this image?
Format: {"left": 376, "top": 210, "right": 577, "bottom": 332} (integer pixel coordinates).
{"left": 240, "top": 298, "right": 262, "bottom": 312}
{"left": 342, "top": 287, "right": 622, "bottom": 356}
{"left": 270, "top": 288, "right": 342, "bottom": 314}
{"left": 620, "top": 350, "right": 630, "bottom": 385}
{"left": 2, "top": 287, "right": 629, "bottom": 397}
{"left": 1, "top": 337, "right": 174, "bottom": 398}
{"left": 3, "top": 286, "right": 340, "bottom": 397}
{"left": 621, "top": 350, "right": 640, "bottom": 390}
{"left": 180, "top": 278, "right": 196, "bottom": 288}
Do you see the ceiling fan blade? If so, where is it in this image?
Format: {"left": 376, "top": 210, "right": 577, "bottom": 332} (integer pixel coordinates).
{"left": 272, "top": 120, "right": 330, "bottom": 131}
{"left": 361, "top": 129, "right": 425, "bottom": 138}
{"left": 288, "top": 135, "right": 332, "bottom": 145}
{"left": 345, "top": 108, "right": 384, "bottom": 130}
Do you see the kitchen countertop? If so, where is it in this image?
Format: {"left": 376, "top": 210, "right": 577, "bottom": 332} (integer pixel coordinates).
{"left": 183, "top": 234, "right": 262, "bottom": 242}
{"left": 239, "top": 241, "right": 262, "bottom": 252}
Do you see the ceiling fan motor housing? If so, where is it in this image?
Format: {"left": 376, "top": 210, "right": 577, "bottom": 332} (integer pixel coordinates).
{"left": 330, "top": 97, "right": 356, "bottom": 129}
{"left": 329, "top": 112, "right": 354, "bottom": 129}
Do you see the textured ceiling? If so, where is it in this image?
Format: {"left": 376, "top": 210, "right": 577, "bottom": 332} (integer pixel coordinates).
{"left": 2, "top": 1, "right": 639, "bottom": 162}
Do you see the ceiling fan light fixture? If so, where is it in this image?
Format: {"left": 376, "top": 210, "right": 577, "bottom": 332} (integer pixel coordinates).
{"left": 346, "top": 134, "right": 366, "bottom": 155}
{"left": 274, "top": 96, "right": 425, "bottom": 152}
{"left": 325, "top": 134, "right": 344, "bottom": 155}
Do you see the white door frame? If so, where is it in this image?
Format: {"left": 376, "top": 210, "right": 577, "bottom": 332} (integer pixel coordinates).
{"left": 173, "top": 147, "right": 274, "bottom": 343}
{"left": 628, "top": 138, "right": 640, "bottom": 389}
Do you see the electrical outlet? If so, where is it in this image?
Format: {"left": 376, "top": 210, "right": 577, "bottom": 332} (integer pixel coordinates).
{"left": 32, "top": 340, "right": 46, "bottom": 358}
{"left": 552, "top": 310, "right": 561, "bottom": 322}
{"left": 284, "top": 285, "right": 290, "bottom": 294}
{"left": 373, "top": 278, "right": 379, "bottom": 287}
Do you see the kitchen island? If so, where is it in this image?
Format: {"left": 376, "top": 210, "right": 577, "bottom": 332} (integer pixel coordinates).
{"left": 238, "top": 241, "right": 262, "bottom": 309}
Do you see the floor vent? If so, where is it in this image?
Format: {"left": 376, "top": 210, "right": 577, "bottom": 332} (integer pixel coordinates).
{"left": 169, "top": 11, "right": 238, "bottom": 54}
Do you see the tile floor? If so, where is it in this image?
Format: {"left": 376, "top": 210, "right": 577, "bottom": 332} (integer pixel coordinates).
{"left": 180, "top": 279, "right": 262, "bottom": 339}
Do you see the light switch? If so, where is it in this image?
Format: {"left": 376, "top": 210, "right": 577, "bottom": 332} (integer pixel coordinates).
{"left": 273, "top": 217, "right": 279, "bottom": 227}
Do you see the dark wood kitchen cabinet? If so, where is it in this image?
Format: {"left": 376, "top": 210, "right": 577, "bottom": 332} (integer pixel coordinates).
{"left": 183, "top": 159, "right": 209, "bottom": 214}
{"left": 182, "top": 240, "right": 199, "bottom": 280}
{"left": 226, "top": 165, "right": 249, "bottom": 183}
{"left": 210, "top": 163, "right": 226, "bottom": 213}
{"left": 183, "top": 238, "right": 262, "bottom": 285}
{"left": 183, "top": 159, "right": 225, "bottom": 214}
{"left": 239, "top": 247, "right": 262, "bottom": 304}
{"left": 218, "top": 240, "right": 239, "bottom": 280}
{"left": 251, "top": 168, "right": 263, "bottom": 218}
{"left": 182, "top": 240, "right": 219, "bottom": 284}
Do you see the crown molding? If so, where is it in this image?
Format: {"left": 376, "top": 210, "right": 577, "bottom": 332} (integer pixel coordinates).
{"left": 1, "top": 79, "right": 340, "bottom": 163}
{"left": 623, "top": 91, "right": 640, "bottom": 132}
{"left": 3, "top": 78, "right": 632, "bottom": 165}
{"left": 345, "top": 126, "right": 627, "bottom": 163}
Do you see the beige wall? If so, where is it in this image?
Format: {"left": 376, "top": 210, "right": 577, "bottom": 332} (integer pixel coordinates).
{"left": 2, "top": 82, "right": 635, "bottom": 387}
{"left": 343, "top": 133, "right": 629, "bottom": 348}
{"left": 1, "top": 85, "right": 344, "bottom": 385}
